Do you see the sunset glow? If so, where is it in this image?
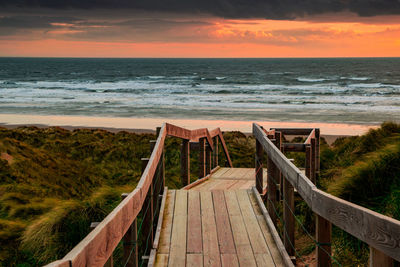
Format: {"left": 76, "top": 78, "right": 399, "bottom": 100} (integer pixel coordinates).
{"left": 1, "top": 11, "right": 400, "bottom": 57}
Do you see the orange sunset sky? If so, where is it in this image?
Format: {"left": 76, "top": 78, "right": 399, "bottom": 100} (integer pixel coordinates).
{"left": 1, "top": 1, "right": 400, "bottom": 57}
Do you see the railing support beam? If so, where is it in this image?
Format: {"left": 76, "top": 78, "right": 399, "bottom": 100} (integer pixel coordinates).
{"left": 283, "top": 177, "right": 295, "bottom": 260}
{"left": 213, "top": 137, "right": 219, "bottom": 168}
{"left": 181, "top": 139, "right": 190, "bottom": 186}
{"left": 255, "top": 139, "right": 263, "bottom": 194}
{"left": 141, "top": 157, "right": 153, "bottom": 259}
{"left": 199, "top": 137, "right": 206, "bottom": 178}
{"left": 206, "top": 145, "right": 212, "bottom": 175}
{"left": 370, "top": 247, "right": 394, "bottom": 267}
{"left": 267, "top": 143, "right": 278, "bottom": 226}
{"left": 122, "top": 193, "right": 138, "bottom": 267}
{"left": 316, "top": 215, "right": 332, "bottom": 267}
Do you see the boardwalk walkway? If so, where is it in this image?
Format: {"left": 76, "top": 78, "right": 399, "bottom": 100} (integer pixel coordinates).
{"left": 154, "top": 168, "right": 285, "bottom": 267}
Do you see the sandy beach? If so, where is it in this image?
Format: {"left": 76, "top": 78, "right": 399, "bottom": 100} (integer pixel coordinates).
{"left": 0, "top": 114, "right": 378, "bottom": 144}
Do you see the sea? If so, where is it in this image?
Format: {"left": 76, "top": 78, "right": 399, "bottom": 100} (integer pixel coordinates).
{"left": 0, "top": 57, "right": 399, "bottom": 125}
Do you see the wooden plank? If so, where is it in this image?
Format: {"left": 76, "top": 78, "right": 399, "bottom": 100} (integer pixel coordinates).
{"left": 282, "top": 143, "right": 306, "bottom": 152}
{"left": 211, "top": 168, "right": 231, "bottom": 178}
{"left": 43, "top": 260, "right": 71, "bottom": 267}
{"left": 64, "top": 188, "right": 143, "bottom": 266}
{"left": 270, "top": 128, "right": 313, "bottom": 135}
{"left": 211, "top": 180, "right": 240, "bottom": 190}
{"left": 235, "top": 190, "right": 273, "bottom": 265}
{"left": 247, "top": 190, "right": 285, "bottom": 266}
{"left": 221, "top": 254, "right": 239, "bottom": 267}
{"left": 217, "top": 133, "right": 233, "bottom": 167}
{"left": 168, "top": 190, "right": 188, "bottom": 266}
{"left": 153, "top": 187, "right": 168, "bottom": 250}
{"left": 200, "top": 191, "right": 221, "bottom": 267}
{"left": 212, "top": 191, "right": 236, "bottom": 254}
{"left": 158, "top": 190, "right": 176, "bottom": 254}
{"left": 187, "top": 254, "right": 204, "bottom": 267}
{"left": 251, "top": 187, "right": 294, "bottom": 267}
{"left": 154, "top": 254, "right": 169, "bottom": 267}
{"left": 224, "top": 191, "right": 257, "bottom": 267}
{"left": 187, "top": 191, "right": 202, "bottom": 254}
{"left": 312, "top": 188, "right": 400, "bottom": 262}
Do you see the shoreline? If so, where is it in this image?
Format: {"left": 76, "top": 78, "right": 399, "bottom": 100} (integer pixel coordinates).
{"left": 0, "top": 114, "right": 378, "bottom": 137}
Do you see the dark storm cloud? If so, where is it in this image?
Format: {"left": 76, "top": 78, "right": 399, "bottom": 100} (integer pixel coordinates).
{"left": 0, "top": 16, "right": 80, "bottom": 28}
{"left": 1, "top": 0, "right": 400, "bottom": 19}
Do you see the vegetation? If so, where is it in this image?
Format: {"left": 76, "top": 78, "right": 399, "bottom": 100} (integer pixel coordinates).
{"left": 0, "top": 122, "right": 399, "bottom": 266}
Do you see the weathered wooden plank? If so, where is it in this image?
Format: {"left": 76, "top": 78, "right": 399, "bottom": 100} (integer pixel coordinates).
{"left": 64, "top": 188, "right": 142, "bottom": 266}
{"left": 154, "top": 254, "right": 169, "bottom": 267}
{"left": 282, "top": 143, "right": 306, "bottom": 152}
{"left": 235, "top": 190, "right": 271, "bottom": 257}
{"left": 304, "top": 129, "right": 316, "bottom": 145}
{"left": 43, "top": 260, "right": 71, "bottom": 267}
{"left": 168, "top": 190, "right": 188, "bottom": 266}
{"left": 254, "top": 254, "right": 275, "bottom": 266}
{"left": 200, "top": 191, "right": 221, "bottom": 267}
{"left": 211, "top": 168, "right": 231, "bottom": 178}
{"left": 158, "top": 190, "right": 176, "bottom": 254}
{"left": 251, "top": 187, "right": 294, "bottom": 267}
{"left": 247, "top": 190, "right": 284, "bottom": 266}
{"left": 187, "top": 191, "right": 202, "bottom": 254}
{"left": 153, "top": 187, "right": 168, "bottom": 250}
{"left": 212, "top": 191, "right": 236, "bottom": 254}
{"left": 224, "top": 191, "right": 257, "bottom": 267}
{"left": 270, "top": 128, "right": 313, "bottom": 135}
{"left": 221, "top": 254, "right": 239, "bottom": 267}
{"left": 312, "top": 189, "right": 400, "bottom": 262}
{"left": 187, "top": 254, "right": 204, "bottom": 267}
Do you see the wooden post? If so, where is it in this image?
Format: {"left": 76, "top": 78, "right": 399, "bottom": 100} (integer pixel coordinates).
{"left": 255, "top": 139, "right": 263, "bottom": 194}
{"left": 305, "top": 144, "right": 311, "bottom": 179}
{"left": 122, "top": 193, "right": 138, "bottom": 267}
{"left": 213, "top": 137, "right": 219, "bottom": 168}
{"left": 181, "top": 139, "right": 190, "bottom": 186}
{"left": 311, "top": 138, "right": 316, "bottom": 184}
{"left": 283, "top": 176, "right": 295, "bottom": 259}
{"left": 267, "top": 145, "right": 278, "bottom": 226}
{"left": 91, "top": 222, "right": 113, "bottom": 267}
{"left": 275, "top": 131, "right": 282, "bottom": 200}
{"left": 370, "top": 247, "right": 394, "bottom": 267}
{"left": 315, "top": 128, "right": 320, "bottom": 173}
{"left": 206, "top": 144, "right": 212, "bottom": 175}
{"left": 316, "top": 215, "right": 332, "bottom": 267}
{"left": 141, "top": 157, "right": 153, "bottom": 258}
{"left": 199, "top": 137, "right": 206, "bottom": 178}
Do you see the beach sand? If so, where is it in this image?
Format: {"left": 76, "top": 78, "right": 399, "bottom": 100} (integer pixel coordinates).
{"left": 0, "top": 114, "right": 378, "bottom": 144}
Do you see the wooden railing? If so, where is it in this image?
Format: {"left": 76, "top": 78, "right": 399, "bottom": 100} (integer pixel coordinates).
{"left": 46, "top": 123, "right": 232, "bottom": 267}
{"left": 254, "top": 123, "right": 400, "bottom": 266}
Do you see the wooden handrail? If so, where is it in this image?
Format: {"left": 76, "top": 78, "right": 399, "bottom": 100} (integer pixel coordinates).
{"left": 253, "top": 123, "right": 400, "bottom": 262}
{"left": 304, "top": 128, "right": 316, "bottom": 145}
{"left": 46, "top": 123, "right": 233, "bottom": 267}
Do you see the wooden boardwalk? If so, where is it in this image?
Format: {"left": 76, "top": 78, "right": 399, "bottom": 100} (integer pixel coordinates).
{"left": 154, "top": 168, "right": 285, "bottom": 267}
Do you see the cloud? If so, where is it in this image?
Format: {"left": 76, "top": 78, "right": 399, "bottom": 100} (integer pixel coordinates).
{"left": 1, "top": 0, "right": 400, "bottom": 19}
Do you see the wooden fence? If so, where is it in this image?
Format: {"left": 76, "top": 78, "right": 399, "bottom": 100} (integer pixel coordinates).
{"left": 254, "top": 123, "right": 400, "bottom": 266}
{"left": 46, "top": 123, "right": 232, "bottom": 267}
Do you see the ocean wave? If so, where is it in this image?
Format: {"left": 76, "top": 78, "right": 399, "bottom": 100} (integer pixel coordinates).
{"left": 296, "top": 77, "right": 331, "bottom": 82}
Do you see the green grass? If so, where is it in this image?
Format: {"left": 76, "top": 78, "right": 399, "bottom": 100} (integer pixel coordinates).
{"left": 1, "top": 123, "right": 399, "bottom": 266}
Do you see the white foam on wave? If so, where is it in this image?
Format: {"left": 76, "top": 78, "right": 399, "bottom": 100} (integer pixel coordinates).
{"left": 297, "top": 77, "right": 330, "bottom": 82}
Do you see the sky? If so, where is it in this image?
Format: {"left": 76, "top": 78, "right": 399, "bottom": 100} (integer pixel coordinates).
{"left": 1, "top": 0, "right": 400, "bottom": 57}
